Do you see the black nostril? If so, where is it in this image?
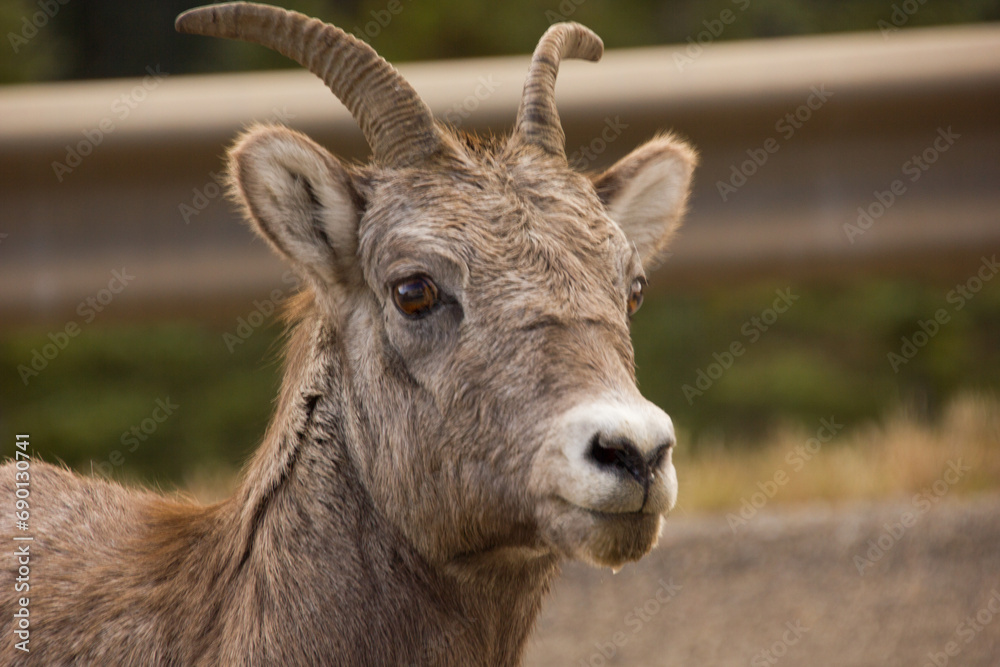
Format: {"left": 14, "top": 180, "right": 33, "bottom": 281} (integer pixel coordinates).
{"left": 647, "top": 441, "right": 673, "bottom": 473}
{"left": 587, "top": 435, "right": 649, "bottom": 487}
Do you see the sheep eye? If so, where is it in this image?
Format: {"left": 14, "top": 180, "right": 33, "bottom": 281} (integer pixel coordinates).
{"left": 392, "top": 276, "right": 439, "bottom": 319}
{"left": 627, "top": 278, "right": 645, "bottom": 316}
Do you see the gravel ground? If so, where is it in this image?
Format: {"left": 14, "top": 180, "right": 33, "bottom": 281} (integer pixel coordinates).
{"left": 526, "top": 495, "right": 1000, "bottom": 666}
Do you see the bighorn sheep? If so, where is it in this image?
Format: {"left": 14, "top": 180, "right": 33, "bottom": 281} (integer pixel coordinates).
{"left": 1, "top": 3, "right": 695, "bottom": 664}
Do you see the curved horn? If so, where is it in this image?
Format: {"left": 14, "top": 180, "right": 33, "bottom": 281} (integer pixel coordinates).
{"left": 176, "top": 2, "right": 441, "bottom": 167}
{"left": 513, "top": 22, "right": 603, "bottom": 158}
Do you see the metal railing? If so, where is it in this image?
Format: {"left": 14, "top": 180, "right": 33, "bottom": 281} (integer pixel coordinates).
{"left": 2, "top": 24, "right": 998, "bottom": 325}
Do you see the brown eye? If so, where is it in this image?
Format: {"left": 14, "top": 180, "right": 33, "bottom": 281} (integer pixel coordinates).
{"left": 627, "top": 278, "right": 645, "bottom": 316}
{"left": 392, "top": 276, "right": 439, "bottom": 319}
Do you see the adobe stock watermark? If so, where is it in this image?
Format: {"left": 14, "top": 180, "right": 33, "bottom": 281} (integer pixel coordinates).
{"left": 673, "top": 0, "right": 751, "bottom": 71}
{"left": 681, "top": 288, "right": 799, "bottom": 405}
{"left": 853, "top": 458, "right": 970, "bottom": 576}
{"left": 888, "top": 255, "right": 998, "bottom": 372}
{"left": 17, "top": 268, "right": 135, "bottom": 385}
{"left": 717, "top": 85, "right": 833, "bottom": 202}
{"left": 440, "top": 75, "right": 502, "bottom": 128}
{"left": 352, "top": 0, "right": 414, "bottom": 42}
{"left": 52, "top": 66, "right": 168, "bottom": 182}
{"left": 922, "top": 589, "right": 1000, "bottom": 667}
{"left": 223, "top": 270, "right": 299, "bottom": 353}
{"left": 545, "top": 0, "right": 586, "bottom": 23}
{"left": 878, "top": 0, "right": 929, "bottom": 39}
{"left": 576, "top": 578, "right": 682, "bottom": 667}
{"left": 93, "top": 398, "right": 179, "bottom": 477}
{"left": 7, "top": 0, "right": 70, "bottom": 54}
{"left": 750, "top": 620, "right": 809, "bottom": 667}
{"left": 11, "top": 433, "right": 33, "bottom": 654}
{"left": 843, "top": 126, "right": 959, "bottom": 244}
{"left": 727, "top": 416, "right": 843, "bottom": 532}
{"left": 568, "top": 116, "right": 629, "bottom": 171}
{"left": 179, "top": 106, "right": 295, "bottom": 224}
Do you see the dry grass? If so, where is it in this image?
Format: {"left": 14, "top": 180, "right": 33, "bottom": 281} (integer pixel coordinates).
{"left": 673, "top": 392, "right": 1000, "bottom": 514}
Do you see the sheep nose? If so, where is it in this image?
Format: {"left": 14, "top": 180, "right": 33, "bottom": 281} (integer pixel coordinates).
{"left": 539, "top": 396, "right": 678, "bottom": 516}
{"left": 587, "top": 435, "right": 673, "bottom": 508}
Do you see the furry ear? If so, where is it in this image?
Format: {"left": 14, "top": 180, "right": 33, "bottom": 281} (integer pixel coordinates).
{"left": 228, "top": 124, "right": 362, "bottom": 290}
{"left": 592, "top": 134, "right": 697, "bottom": 268}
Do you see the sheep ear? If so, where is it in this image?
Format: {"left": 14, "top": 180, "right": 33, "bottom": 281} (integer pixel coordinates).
{"left": 228, "top": 124, "right": 362, "bottom": 290}
{"left": 592, "top": 134, "right": 697, "bottom": 268}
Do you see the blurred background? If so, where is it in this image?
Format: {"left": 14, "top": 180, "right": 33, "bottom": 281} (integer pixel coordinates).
{"left": 2, "top": 0, "right": 1000, "bottom": 664}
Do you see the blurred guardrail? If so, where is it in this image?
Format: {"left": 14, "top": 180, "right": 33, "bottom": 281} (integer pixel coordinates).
{"left": 1, "top": 24, "right": 999, "bottom": 326}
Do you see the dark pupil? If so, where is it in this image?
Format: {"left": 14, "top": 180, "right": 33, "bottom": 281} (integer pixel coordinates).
{"left": 630, "top": 284, "right": 643, "bottom": 311}
{"left": 396, "top": 280, "right": 433, "bottom": 315}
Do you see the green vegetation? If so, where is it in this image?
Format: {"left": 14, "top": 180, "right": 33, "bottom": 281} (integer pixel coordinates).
{"left": 2, "top": 0, "right": 999, "bottom": 83}
{"left": 2, "top": 276, "right": 998, "bottom": 493}
{"left": 633, "top": 277, "right": 1000, "bottom": 450}
{"left": 1, "top": 320, "right": 282, "bottom": 488}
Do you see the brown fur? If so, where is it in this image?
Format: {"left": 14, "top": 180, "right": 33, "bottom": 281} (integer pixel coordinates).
{"left": 1, "top": 20, "right": 696, "bottom": 667}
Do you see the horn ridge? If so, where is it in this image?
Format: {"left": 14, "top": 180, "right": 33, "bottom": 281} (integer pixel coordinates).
{"left": 513, "top": 22, "right": 603, "bottom": 158}
{"left": 176, "top": 2, "right": 441, "bottom": 167}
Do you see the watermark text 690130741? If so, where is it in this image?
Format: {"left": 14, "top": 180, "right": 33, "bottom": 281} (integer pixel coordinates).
{"left": 12, "top": 434, "right": 34, "bottom": 653}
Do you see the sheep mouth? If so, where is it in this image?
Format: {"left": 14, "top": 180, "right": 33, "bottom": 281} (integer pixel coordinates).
{"left": 558, "top": 498, "right": 665, "bottom": 526}
{"left": 571, "top": 502, "right": 660, "bottom": 520}
{"left": 542, "top": 497, "right": 665, "bottom": 568}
